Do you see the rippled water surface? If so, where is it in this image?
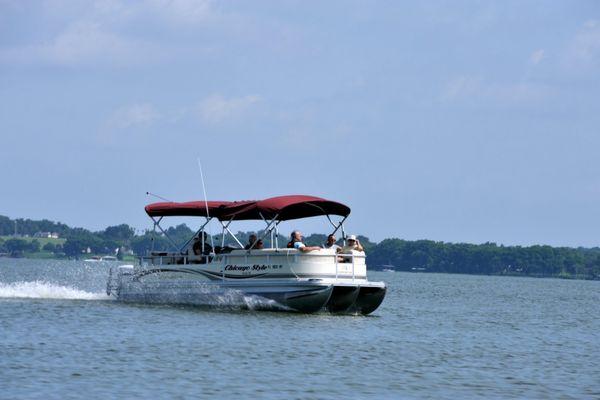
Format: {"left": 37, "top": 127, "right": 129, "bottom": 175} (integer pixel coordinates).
{"left": 1, "top": 258, "right": 599, "bottom": 399}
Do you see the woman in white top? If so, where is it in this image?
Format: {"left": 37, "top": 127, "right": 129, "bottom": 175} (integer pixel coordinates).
{"left": 341, "top": 235, "right": 364, "bottom": 253}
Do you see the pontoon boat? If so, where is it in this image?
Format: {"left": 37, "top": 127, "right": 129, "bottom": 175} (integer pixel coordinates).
{"left": 106, "top": 195, "right": 386, "bottom": 314}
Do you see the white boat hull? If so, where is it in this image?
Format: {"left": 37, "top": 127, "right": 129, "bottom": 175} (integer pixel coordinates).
{"left": 107, "top": 249, "right": 386, "bottom": 314}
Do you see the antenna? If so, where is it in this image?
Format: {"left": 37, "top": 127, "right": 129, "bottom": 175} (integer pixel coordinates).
{"left": 197, "top": 159, "right": 215, "bottom": 251}
{"left": 146, "top": 192, "right": 172, "bottom": 202}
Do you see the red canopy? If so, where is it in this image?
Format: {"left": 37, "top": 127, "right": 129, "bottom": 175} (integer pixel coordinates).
{"left": 145, "top": 195, "right": 350, "bottom": 221}
{"left": 145, "top": 201, "right": 233, "bottom": 218}
{"left": 219, "top": 195, "right": 350, "bottom": 221}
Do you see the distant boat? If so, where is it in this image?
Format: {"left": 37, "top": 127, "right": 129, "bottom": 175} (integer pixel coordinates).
{"left": 411, "top": 267, "right": 426, "bottom": 271}
{"left": 380, "top": 264, "right": 396, "bottom": 272}
{"left": 84, "top": 256, "right": 118, "bottom": 262}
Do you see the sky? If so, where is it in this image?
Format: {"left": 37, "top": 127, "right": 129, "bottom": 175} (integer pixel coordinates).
{"left": 1, "top": 0, "right": 599, "bottom": 247}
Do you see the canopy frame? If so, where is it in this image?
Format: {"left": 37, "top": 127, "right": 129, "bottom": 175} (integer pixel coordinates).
{"left": 327, "top": 215, "right": 348, "bottom": 244}
{"left": 246, "top": 212, "right": 281, "bottom": 251}
{"left": 144, "top": 195, "right": 351, "bottom": 252}
{"left": 178, "top": 217, "right": 213, "bottom": 254}
{"left": 150, "top": 216, "right": 180, "bottom": 253}
{"left": 219, "top": 218, "right": 245, "bottom": 249}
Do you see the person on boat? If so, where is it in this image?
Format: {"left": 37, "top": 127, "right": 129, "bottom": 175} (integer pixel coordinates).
{"left": 245, "top": 234, "right": 265, "bottom": 250}
{"left": 323, "top": 234, "right": 341, "bottom": 252}
{"left": 245, "top": 234, "right": 258, "bottom": 250}
{"left": 192, "top": 232, "right": 213, "bottom": 256}
{"left": 287, "top": 230, "right": 320, "bottom": 252}
{"left": 341, "top": 235, "right": 364, "bottom": 253}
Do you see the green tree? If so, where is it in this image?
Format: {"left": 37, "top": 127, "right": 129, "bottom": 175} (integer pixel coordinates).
{"left": 63, "top": 238, "right": 87, "bottom": 257}
{"left": 43, "top": 242, "right": 57, "bottom": 252}
{"left": 101, "top": 224, "right": 135, "bottom": 241}
{"left": 4, "top": 238, "right": 29, "bottom": 254}
{"left": 29, "top": 239, "right": 40, "bottom": 253}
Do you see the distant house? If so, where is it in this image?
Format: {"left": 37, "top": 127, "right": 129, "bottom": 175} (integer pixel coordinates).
{"left": 33, "top": 232, "right": 60, "bottom": 239}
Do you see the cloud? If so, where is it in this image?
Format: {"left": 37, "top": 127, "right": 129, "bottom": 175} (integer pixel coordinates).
{"left": 0, "top": 0, "right": 215, "bottom": 68}
{"left": 106, "top": 103, "right": 160, "bottom": 129}
{"left": 97, "top": 94, "right": 262, "bottom": 146}
{"left": 0, "top": 20, "right": 159, "bottom": 68}
{"left": 441, "top": 76, "right": 552, "bottom": 105}
{"left": 46, "top": 21, "right": 155, "bottom": 67}
{"left": 529, "top": 49, "right": 545, "bottom": 65}
{"left": 96, "top": 103, "right": 163, "bottom": 147}
{"left": 102, "top": 95, "right": 261, "bottom": 133}
{"left": 564, "top": 20, "right": 600, "bottom": 70}
{"left": 44, "top": 0, "right": 214, "bottom": 25}
{"left": 145, "top": 0, "right": 212, "bottom": 25}
{"left": 196, "top": 94, "right": 261, "bottom": 124}
{"left": 97, "top": 102, "right": 160, "bottom": 146}
{"left": 442, "top": 76, "right": 485, "bottom": 100}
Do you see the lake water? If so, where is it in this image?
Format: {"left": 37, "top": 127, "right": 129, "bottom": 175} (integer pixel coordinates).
{"left": 1, "top": 258, "right": 599, "bottom": 399}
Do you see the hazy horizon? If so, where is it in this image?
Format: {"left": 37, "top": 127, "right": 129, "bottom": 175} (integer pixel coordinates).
{"left": 1, "top": 1, "right": 599, "bottom": 247}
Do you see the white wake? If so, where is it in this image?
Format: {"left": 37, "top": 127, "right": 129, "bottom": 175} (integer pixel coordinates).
{"left": 0, "top": 281, "right": 111, "bottom": 300}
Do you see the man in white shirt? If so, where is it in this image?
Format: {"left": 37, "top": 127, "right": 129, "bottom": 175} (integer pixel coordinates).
{"left": 323, "top": 234, "right": 341, "bottom": 252}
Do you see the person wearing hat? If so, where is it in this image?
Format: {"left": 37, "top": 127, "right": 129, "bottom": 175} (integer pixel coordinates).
{"left": 341, "top": 235, "right": 364, "bottom": 253}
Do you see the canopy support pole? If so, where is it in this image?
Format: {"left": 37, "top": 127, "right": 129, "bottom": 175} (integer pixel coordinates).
{"left": 150, "top": 216, "right": 180, "bottom": 252}
{"left": 248, "top": 213, "right": 280, "bottom": 251}
{"left": 179, "top": 217, "right": 212, "bottom": 253}
{"left": 220, "top": 221, "right": 227, "bottom": 248}
{"left": 328, "top": 216, "right": 347, "bottom": 239}
{"left": 220, "top": 219, "right": 235, "bottom": 247}
{"left": 258, "top": 212, "right": 273, "bottom": 249}
{"left": 150, "top": 216, "right": 162, "bottom": 254}
{"left": 219, "top": 219, "right": 244, "bottom": 248}
{"left": 325, "top": 214, "right": 337, "bottom": 230}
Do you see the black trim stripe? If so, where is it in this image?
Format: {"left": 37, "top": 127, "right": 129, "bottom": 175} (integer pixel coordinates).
{"left": 200, "top": 270, "right": 270, "bottom": 280}
{"left": 135, "top": 268, "right": 205, "bottom": 279}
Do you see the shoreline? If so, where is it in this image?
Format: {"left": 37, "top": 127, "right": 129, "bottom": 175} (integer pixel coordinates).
{"left": 2, "top": 254, "right": 598, "bottom": 281}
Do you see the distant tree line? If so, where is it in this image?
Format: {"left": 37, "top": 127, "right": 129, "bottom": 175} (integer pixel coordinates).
{"left": 366, "top": 239, "right": 600, "bottom": 279}
{"left": 1, "top": 215, "right": 598, "bottom": 279}
{"left": 1, "top": 238, "right": 43, "bottom": 255}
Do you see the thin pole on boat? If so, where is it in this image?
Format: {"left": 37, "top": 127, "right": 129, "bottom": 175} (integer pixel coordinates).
{"left": 197, "top": 159, "right": 215, "bottom": 253}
